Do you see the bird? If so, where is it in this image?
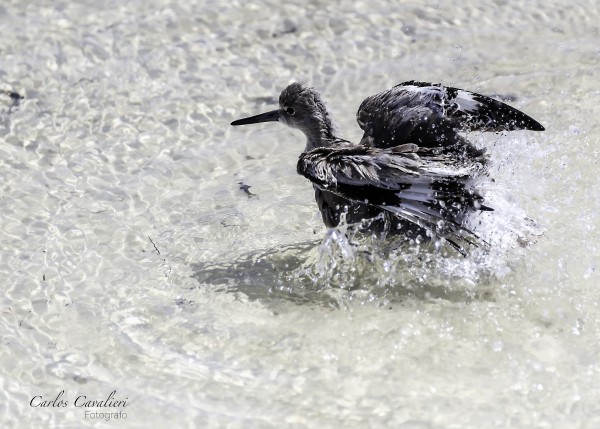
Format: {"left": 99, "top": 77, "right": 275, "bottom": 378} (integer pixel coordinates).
{"left": 231, "top": 81, "right": 544, "bottom": 254}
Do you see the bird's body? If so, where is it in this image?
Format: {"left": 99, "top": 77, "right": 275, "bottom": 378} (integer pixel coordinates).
{"left": 231, "top": 81, "right": 544, "bottom": 254}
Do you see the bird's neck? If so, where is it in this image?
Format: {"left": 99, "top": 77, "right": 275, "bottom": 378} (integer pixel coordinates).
{"left": 303, "top": 115, "right": 340, "bottom": 151}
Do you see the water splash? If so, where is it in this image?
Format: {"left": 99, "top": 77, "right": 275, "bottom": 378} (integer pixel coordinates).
{"left": 192, "top": 178, "right": 542, "bottom": 309}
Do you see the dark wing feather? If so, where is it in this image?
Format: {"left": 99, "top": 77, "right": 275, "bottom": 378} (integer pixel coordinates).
{"left": 297, "top": 143, "right": 473, "bottom": 190}
{"left": 356, "top": 81, "right": 545, "bottom": 149}
{"left": 297, "top": 144, "right": 490, "bottom": 253}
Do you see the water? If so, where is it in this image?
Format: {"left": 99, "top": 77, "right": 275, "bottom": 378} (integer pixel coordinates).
{"left": 1, "top": 0, "right": 599, "bottom": 427}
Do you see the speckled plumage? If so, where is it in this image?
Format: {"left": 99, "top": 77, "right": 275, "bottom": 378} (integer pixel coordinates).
{"left": 231, "top": 81, "right": 544, "bottom": 254}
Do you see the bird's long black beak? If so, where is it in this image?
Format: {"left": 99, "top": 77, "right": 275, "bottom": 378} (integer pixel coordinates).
{"left": 231, "top": 109, "right": 280, "bottom": 126}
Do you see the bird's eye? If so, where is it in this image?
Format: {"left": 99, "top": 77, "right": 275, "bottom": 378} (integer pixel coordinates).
{"left": 285, "top": 107, "right": 295, "bottom": 115}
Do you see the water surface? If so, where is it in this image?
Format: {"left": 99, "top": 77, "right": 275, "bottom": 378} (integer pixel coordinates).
{"left": 1, "top": 0, "right": 600, "bottom": 427}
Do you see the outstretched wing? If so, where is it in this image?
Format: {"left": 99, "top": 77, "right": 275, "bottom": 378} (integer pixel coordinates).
{"left": 298, "top": 143, "right": 479, "bottom": 190}
{"left": 297, "top": 144, "right": 490, "bottom": 254}
{"left": 356, "top": 81, "right": 545, "bottom": 149}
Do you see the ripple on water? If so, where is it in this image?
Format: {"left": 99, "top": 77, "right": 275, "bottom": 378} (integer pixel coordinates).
{"left": 2, "top": 0, "right": 600, "bottom": 427}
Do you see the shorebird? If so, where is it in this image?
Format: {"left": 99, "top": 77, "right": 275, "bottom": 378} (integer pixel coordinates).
{"left": 231, "top": 81, "right": 544, "bottom": 254}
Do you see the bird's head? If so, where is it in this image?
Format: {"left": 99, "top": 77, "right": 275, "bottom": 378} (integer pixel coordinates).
{"left": 231, "top": 82, "right": 337, "bottom": 150}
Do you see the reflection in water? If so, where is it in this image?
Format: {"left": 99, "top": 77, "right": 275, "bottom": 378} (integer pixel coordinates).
{"left": 191, "top": 240, "right": 329, "bottom": 306}
{"left": 191, "top": 223, "right": 500, "bottom": 308}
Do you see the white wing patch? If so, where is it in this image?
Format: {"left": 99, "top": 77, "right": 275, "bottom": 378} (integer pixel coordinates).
{"left": 454, "top": 90, "right": 481, "bottom": 112}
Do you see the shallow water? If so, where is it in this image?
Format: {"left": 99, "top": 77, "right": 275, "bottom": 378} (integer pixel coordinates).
{"left": 1, "top": 0, "right": 600, "bottom": 427}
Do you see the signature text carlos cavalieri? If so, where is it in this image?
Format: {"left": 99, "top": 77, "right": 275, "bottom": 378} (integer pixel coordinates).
{"left": 30, "top": 390, "right": 129, "bottom": 420}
